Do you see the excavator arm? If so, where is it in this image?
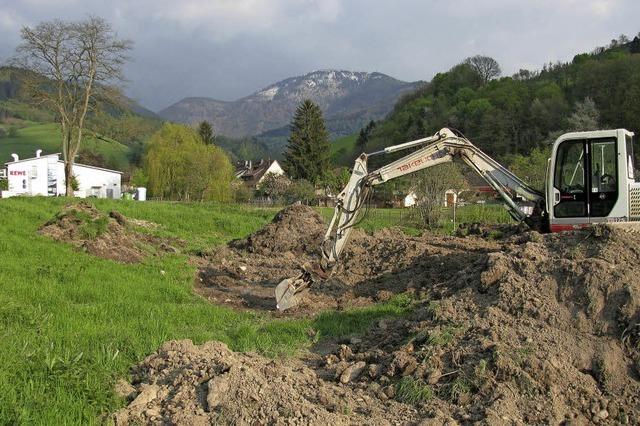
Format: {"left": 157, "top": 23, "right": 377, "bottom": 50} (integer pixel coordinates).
{"left": 275, "top": 128, "right": 545, "bottom": 311}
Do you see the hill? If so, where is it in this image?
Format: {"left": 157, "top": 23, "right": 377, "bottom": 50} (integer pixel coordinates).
{"left": 0, "top": 67, "right": 162, "bottom": 172}
{"left": 158, "top": 70, "right": 421, "bottom": 138}
{"left": 360, "top": 35, "right": 640, "bottom": 165}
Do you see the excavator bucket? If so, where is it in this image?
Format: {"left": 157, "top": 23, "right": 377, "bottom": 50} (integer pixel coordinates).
{"left": 275, "top": 263, "right": 322, "bottom": 311}
{"left": 275, "top": 277, "right": 300, "bottom": 311}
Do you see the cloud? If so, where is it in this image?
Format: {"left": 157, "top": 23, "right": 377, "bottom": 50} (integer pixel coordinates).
{"left": 1, "top": 0, "right": 639, "bottom": 109}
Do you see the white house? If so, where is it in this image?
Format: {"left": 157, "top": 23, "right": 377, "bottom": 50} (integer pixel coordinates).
{"left": 2, "top": 150, "right": 122, "bottom": 199}
{"left": 403, "top": 192, "right": 417, "bottom": 207}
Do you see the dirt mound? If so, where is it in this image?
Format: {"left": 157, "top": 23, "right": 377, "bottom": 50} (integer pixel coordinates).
{"left": 113, "top": 340, "right": 420, "bottom": 425}
{"left": 197, "top": 205, "right": 500, "bottom": 313}
{"left": 119, "top": 219, "right": 640, "bottom": 424}
{"left": 318, "top": 226, "right": 640, "bottom": 424}
{"left": 40, "top": 202, "right": 179, "bottom": 263}
{"left": 232, "top": 204, "right": 326, "bottom": 256}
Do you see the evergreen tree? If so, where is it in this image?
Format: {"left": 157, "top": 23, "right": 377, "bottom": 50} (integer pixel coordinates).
{"left": 356, "top": 120, "right": 376, "bottom": 150}
{"left": 198, "top": 120, "right": 215, "bottom": 145}
{"left": 283, "top": 100, "right": 331, "bottom": 183}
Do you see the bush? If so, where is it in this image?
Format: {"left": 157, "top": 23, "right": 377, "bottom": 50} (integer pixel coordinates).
{"left": 232, "top": 181, "right": 254, "bottom": 203}
{"left": 285, "top": 179, "right": 316, "bottom": 203}
{"left": 7, "top": 126, "right": 18, "bottom": 138}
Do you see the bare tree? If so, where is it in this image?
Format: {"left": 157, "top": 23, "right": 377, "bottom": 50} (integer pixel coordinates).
{"left": 464, "top": 55, "right": 501, "bottom": 84}
{"left": 412, "top": 163, "right": 466, "bottom": 228}
{"left": 14, "top": 17, "right": 132, "bottom": 195}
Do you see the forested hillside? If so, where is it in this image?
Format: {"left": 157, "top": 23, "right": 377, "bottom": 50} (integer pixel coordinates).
{"left": 362, "top": 36, "right": 640, "bottom": 163}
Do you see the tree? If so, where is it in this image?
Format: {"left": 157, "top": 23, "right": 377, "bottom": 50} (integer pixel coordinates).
{"left": 567, "top": 97, "right": 599, "bottom": 131}
{"left": 283, "top": 99, "right": 331, "bottom": 184}
{"left": 144, "top": 123, "right": 234, "bottom": 201}
{"left": 14, "top": 17, "right": 132, "bottom": 195}
{"left": 258, "top": 173, "right": 290, "bottom": 198}
{"left": 507, "top": 146, "right": 551, "bottom": 191}
{"left": 285, "top": 179, "right": 316, "bottom": 204}
{"left": 412, "top": 163, "right": 466, "bottom": 228}
{"left": 356, "top": 120, "right": 376, "bottom": 150}
{"left": 464, "top": 55, "right": 501, "bottom": 84}
{"left": 198, "top": 120, "right": 215, "bottom": 145}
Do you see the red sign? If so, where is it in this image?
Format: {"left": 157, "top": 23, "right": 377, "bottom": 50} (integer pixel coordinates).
{"left": 10, "top": 170, "right": 26, "bottom": 176}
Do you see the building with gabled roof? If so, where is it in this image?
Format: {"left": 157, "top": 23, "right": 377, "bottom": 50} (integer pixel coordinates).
{"left": 235, "top": 159, "right": 285, "bottom": 189}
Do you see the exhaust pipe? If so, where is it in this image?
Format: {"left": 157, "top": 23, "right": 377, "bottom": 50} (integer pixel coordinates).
{"left": 36, "top": 150, "right": 42, "bottom": 158}
{"left": 10, "top": 153, "right": 19, "bottom": 162}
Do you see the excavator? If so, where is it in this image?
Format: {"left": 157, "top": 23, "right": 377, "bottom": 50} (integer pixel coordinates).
{"left": 275, "top": 127, "right": 638, "bottom": 311}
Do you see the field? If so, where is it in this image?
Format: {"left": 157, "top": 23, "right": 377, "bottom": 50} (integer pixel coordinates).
{"left": 3, "top": 197, "right": 637, "bottom": 424}
{"left": 0, "top": 122, "right": 131, "bottom": 170}
{"left": 0, "top": 197, "right": 423, "bottom": 424}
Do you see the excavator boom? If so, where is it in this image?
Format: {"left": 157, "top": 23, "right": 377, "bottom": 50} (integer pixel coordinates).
{"left": 275, "top": 128, "right": 546, "bottom": 311}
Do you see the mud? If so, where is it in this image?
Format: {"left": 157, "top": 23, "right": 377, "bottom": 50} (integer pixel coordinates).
{"left": 116, "top": 205, "right": 640, "bottom": 424}
{"left": 40, "top": 202, "right": 180, "bottom": 263}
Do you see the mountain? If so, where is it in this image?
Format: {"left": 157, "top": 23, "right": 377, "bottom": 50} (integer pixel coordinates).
{"left": 158, "top": 70, "right": 422, "bottom": 138}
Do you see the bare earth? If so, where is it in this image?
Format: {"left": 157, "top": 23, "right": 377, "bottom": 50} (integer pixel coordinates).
{"left": 106, "top": 205, "right": 640, "bottom": 424}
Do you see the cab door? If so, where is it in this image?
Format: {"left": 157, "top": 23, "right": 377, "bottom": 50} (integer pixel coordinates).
{"left": 588, "top": 138, "right": 618, "bottom": 219}
{"left": 551, "top": 139, "right": 589, "bottom": 229}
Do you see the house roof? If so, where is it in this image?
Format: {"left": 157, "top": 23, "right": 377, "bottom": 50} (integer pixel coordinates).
{"left": 57, "top": 160, "right": 123, "bottom": 175}
{"left": 5, "top": 153, "right": 61, "bottom": 165}
{"left": 235, "top": 159, "right": 280, "bottom": 187}
{"left": 5, "top": 152, "right": 121, "bottom": 174}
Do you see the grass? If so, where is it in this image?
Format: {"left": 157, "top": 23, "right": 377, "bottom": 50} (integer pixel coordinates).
{"left": 316, "top": 203, "right": 512, "bottom": 236}
{"left": 395, "top": 377, "right": 434, "bottom": 404}
{"left": 0, "top": 122, "right": 131, "bottom": 171}
{"left": 0, "top": 197, "right": 411, "bottom": 424}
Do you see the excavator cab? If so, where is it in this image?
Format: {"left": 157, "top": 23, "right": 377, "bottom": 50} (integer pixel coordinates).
{"left": 547, "top": 129, "right": 637, "bottom": 232}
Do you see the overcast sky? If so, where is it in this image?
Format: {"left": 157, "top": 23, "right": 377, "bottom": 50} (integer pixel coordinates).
{"left": 1, "top": 0, "right": 638, "bottom": 111}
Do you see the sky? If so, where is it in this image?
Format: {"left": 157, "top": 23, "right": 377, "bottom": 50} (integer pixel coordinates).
{"left": 0, "top": 0, "right": 639, "bottom": 111}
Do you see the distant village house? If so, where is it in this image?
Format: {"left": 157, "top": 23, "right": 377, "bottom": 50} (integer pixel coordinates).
{"left": 235, "top": 159, "right": 285, "bottom": 189}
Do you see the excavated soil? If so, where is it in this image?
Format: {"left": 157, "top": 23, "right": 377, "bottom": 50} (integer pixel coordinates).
{"left": 113, "top": 340, "right": 420, "bottom": 425}
{"left": 196, "top": 204, "right": 500, "bottom": 314}
{"left": 40, "top": 202, "right": 180, "bottom": 263}
{"left": 115, "top": 205, "right": 640, "bottom": 424}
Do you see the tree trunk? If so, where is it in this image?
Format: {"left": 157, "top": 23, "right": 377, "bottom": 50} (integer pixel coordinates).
{"left": 65, "top": 160, "right": 74, "bottom": 196}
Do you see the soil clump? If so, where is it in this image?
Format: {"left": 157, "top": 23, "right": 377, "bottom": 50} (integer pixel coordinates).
{"left": 40, "top": 202, "right": 180, "bottom": 263}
